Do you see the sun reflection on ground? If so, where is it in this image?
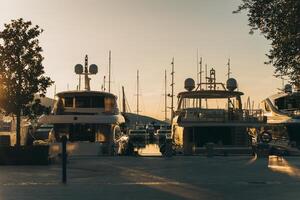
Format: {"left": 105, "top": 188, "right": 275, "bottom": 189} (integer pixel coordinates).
{"left": 137, "top": 144, "right": 162, "bottom": 156}
{"left": 268, "top": 155, "right": 300, "bottom": 178}
{"left": 246, "top": 154, "right": 257, "bottom": 165}
{"left": 115, "top": 164, "right": 220, "bottom": 200}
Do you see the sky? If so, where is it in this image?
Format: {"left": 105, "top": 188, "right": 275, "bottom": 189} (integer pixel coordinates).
{"left": 0, "top": 0, "right": 282, "bottom": 120}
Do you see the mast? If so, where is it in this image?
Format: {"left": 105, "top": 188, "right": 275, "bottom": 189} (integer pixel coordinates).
{"left": 122, "top": 86, "right": 126, "bottom": 113}
{"left": 199, "top": 57, "right": 203, "bottom": 108}
{"left": 170, "top": 58, "right": 175, "bottom": 120}
{"left": 78, "top": 74, "right": 81, "bottom": 90}
{"left": 164, "top": 69, "right": 167, "bottom": 121}
{"left": 108, "top": 50, "right": 111, "bottom": 93}
{"left": 197, "top": 49, "right": 199, "bottom": 85}
{"left": 227, "top": 58, "right": 231, "bottom": 79}
{"left": 199, "top": 57, "right": 202, "bottom": 89}
{"left": 205, "top": 64, "right": 208, "bottom": 90}
{"left": 84, "top": 55, "right": 90, "bottom": 91}
{"left": 205, "top": 63, "right": 208, "bottom": 108}
{"left": 103, "top": 76, "right": 106, "bottom": 91}
{"left": 137, "top": 70, "right": 140, "bottom": 116}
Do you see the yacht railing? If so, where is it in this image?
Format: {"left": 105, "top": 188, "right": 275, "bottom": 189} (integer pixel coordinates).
{"left": 177, "top": 108, "right": 264, "bottom": 123}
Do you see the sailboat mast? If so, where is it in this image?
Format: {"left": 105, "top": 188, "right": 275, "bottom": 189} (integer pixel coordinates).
{"left": 170, "top": 58, "right": 175, "bottom": 120}
{"left": 164, "top": 69, "right": 167, "bottom": 121}
{"left": 137, "top": 70, "right": 139, "bottom": 116}
{"left": 108, "top": 50, "right": 111, "bottom": 93}
{"left": 205, "top": 64, "right": 208, "bottom": 90}
{"left": 199, "top": 57, "right": 202, "bottom": 89}
{"left": 197, "top": 49, "right": 199, "bottom": 85}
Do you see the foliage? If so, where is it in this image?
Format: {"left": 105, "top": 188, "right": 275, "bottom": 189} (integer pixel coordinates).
{"left": 0, "top": 18, "right": 53, "bottom": 145}
{"left": 234, "top": 0, "right": 300, "bottom": 85}
{"left": 23, "top": 99, "right": 51, "bottom": 121}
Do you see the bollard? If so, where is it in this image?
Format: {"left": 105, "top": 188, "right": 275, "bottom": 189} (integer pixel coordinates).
{"left": 255, "top": 143, "right": 270, "bottom": 158}
{"left": 61, "top": 135, "right": 67, "bottom": 184}
{"left": 205, "top": 143, "right": 214, "bottom": 157}
{"left": 164, "top": 139, "right": 173, "bottom": 157}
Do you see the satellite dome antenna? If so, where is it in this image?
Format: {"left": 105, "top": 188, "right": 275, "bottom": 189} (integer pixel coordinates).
{"left": 74, "top": 55, "right": 98, "bottom": 91}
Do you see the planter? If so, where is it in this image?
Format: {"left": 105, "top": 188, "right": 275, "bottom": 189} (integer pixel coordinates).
{"left": 0, "top": 145, "right": 49, "bottom": 165}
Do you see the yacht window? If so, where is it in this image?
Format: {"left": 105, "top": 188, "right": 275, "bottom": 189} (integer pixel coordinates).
{"left": 275, "top": 96, "right": 300, "bottom": 110}
{"left": 75, "top": 97, "right": 90, "bottom": 108}
{"left": 91, "top": 96, "right": 104, "bottom": 108}
{"left": 104, "top": 97, "right": 115, "bottom": 112}
{"left": 180, "top": 97, "right": 229, "bottom": 109}
{"left": 75, "top": 96, "right": 105, "bottom": 108}
{"left": 64, "top": 97, "right": 73, "bottom": 107}
{"left": 275, "top": 98, "right": 284, "bottom": 110}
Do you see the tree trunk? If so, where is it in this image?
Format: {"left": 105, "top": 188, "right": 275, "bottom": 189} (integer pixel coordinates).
{"left": 16, "top": 111, "right": 21, "bottom": 146}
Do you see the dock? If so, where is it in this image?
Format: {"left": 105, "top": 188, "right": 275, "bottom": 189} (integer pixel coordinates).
{"left": 1, "top": 155, "right": 300, "bottom": 200}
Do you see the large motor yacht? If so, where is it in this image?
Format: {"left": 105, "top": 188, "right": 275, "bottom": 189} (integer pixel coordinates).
{"left": 38, "top": 55, "right": 125, "bottom": 155}
{"left": 172, "top": 69, "right": 265, "bottom": 155}
{"left": 260, "top": 84, "right": 300, "bottom": 147}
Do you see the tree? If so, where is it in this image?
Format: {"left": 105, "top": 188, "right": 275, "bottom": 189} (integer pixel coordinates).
{"left": 234, "top": 0, "right": 300, "bottom": 86}
{"left": 0, "top": 18, "right": 53, "bottom": 146}
{"left": 23, "top": 98, "right": 51, "bottom": 122}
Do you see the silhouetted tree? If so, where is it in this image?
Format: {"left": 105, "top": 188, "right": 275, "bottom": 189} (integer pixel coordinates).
{"left": 234, "top": 0, "right": 300, "bottom": 86}
{"left": 23, "top": 99, "right": 51, "bottom": 121}
{"left": 0, "top": 18, "right": 53, "bottom": 146}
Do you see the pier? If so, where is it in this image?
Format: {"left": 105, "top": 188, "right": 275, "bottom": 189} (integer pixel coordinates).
{"left": 0, "top": 156, "right": 300, "bottom": 200}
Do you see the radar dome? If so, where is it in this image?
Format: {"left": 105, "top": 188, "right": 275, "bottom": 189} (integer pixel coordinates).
{"left": 184, "top": 78, "right": 195, "bottom": 91}
{"left": 75, "top": 64, "right": 83, "bottom": 74}
{"left": 226, "top": 78, "right": 238, "bottom": 91}
{"left": 89, "top": 64, "right": 98, "bottom": 74}
{"left": 284, "top": 84, "right": 292, "bottom": 93}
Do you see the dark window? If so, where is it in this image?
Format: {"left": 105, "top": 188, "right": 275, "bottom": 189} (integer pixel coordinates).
{"left": 275, "top": 96, "right": 300, "bottom": 110}
{"left": 75, "top": 97, "right": 91, "bottom": 108}
{"left": 64, "top": 97, "right": 73, "bottom": 107}
{"left": 105, "top": 97, "right": 115, "bottom": 112}
{"left": 75, "top": 96, "right": 105, "bottom": 108}
{"left": 91, "top": 96, "right": 105, "bottom": 108}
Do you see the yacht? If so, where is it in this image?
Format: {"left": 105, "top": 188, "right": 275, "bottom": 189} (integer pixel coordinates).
{"left": 260, "top": 84, "right": 300, "bottom": 148}
{"left": 172, "top": 68, "right": 265, "bottom": 155}
{"left": 37, "top": 55, "right": 126, "bottom": 155}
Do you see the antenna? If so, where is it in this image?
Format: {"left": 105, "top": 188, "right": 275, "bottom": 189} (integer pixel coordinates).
{"left": 84, "top": 55, "right": 90, "bottom": 90}
{"left": 197, "top": 49, "right": 199, "bottom": 84}
{"left": 205, "top": 64, "right": 208, "bottom": 90}
{"left": 108, "top": 50, "right": 111, "bottom": 93}
{"left": 78, "top": 74, "right": 81, "bottom": 90}
{"left": 103, "top": 76, "right": 106, "bottom": 91}
{"left": 199, "top": 57, "right": 203, "bottom": 89}
{"left": 74, "top": 55, "right": 98, "bottom": 91}
{"left": 227, "top": 58, "right": 231, "bottom": 79}
{"left": 122, "top": 86, "right": 126, "bottom": 113}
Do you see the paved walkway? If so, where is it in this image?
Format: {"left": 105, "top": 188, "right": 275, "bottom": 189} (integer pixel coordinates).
{"left": 0, "top": 156, "right": 300, "bottom": 200}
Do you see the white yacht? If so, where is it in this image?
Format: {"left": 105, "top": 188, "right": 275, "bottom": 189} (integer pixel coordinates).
{"left": 260, "top": 84, "right": 300, "bottom": 148}
{"left": 172, "top": 69, "right": 265, "bottom": 155}
{"left": 37, "top": 55, "right": 126, "bottom": 155}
